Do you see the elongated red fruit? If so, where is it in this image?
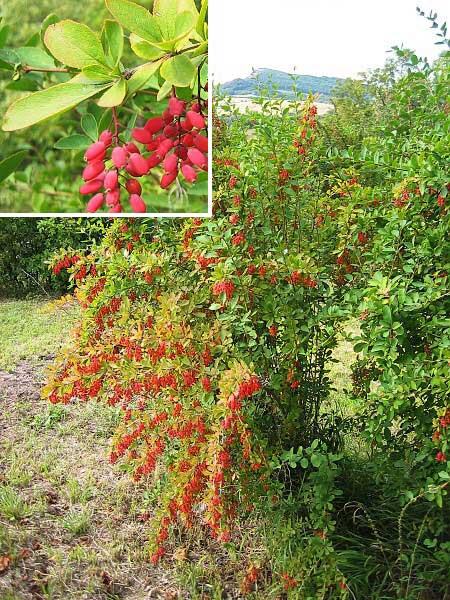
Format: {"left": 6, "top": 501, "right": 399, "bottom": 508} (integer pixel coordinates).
{"left": 164, "top": 153, "right": 178, "bottom": 173}
{"left": 187, "top": 148, "right": 207, "bottom": 170}
{"left": 181, "top": 163, "right": 197, "bottom": 183}
{"left": 109, "top": 204, "right": 123, "bottom": 213}
{"left": 169, "top": 96, "right": 185, "bottom": 116}
{"left": 99, "top": 130, "right": 113, "bottom": 146}
{"left": 84, "top": 142, "right": 106, "bottom": 162}
{"left": 106, "top": 189, "right": 121, "bottom": 207}
{"left": 79, "top": 179, "right": 103, "bottom": 195}
{"left": 104, "top": 170, "right": 119, "bottom": 190}
{"left": 123, "top": 142, "right": 140, "bottom": 155}
{"left": 194, "top": 134, "right": 208, "bottom": 153}
{"left": 82, "top": 161, "right": 105, "bottom": 181}
{"left": 145, "top": 117, "right": 165, "bottom": 133}
{"left": 163, "top": 124, "right": 178, "bottom": 138}
{"left": 86, "top": 193, "right": 104, "bottom": 213}
{"left": 132, "top": 128, "right": 152, "bottom": 144}
{"left": 187, "top": 110, "right": 205, "bottom": 129}
{"left": 156, "top": 139, "right": 173, "bottom": 159}
{"left": 147, "top": 153, "right": 163, "bottom": 169}
{"left": 111, "top": 146, "right": 128, "bottom": 168}
{"left": 126, "top": 179, "right": 142, "bottom": 195}
{"left": 127, "top": 153, "right": 149, "bottom": 176}
{"left": 129, "top": 194, "right": 147, "bottom": 213}
{"left": 160, "top": 171, "right": 178, "bottom": 189}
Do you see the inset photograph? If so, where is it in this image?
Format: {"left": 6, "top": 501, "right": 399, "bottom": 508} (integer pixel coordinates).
{"left": 0, "top": 0, "right": 209, "bottom": 215}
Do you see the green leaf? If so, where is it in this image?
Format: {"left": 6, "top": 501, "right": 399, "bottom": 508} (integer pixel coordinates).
{"left": 54, "top": 134, "right": 91, "bottom": 150}
{"left": 105, "top": 0, "right": 162, "bottom": 43}
{"left": 82, "top": 64, "right": 115, "bottom": 82}
{"left": 126, "top": 59, "right": 162, "bottom": 97}
{"left": 40, "top": 14, "right": 59, "bottom": 48}
{"left": 6, "top": 79, "right": 39, "bottom": 92}
{"left": 0, "top": 150, "right": 28, "bottom": 184}
{"left": 98, "top": 78, "right": 126, "bottom": 107}
{"left": 2, "top": 79, "right": 112, "bottom": 131}
{"left": 14, "top": 47, "right": 56, "bottom": 69}
{"left": 101, "top": 20, "right": 124, "bottom": 68}
{"left": 160, "top": 54, "right": 195, "bottom": 87}
{"left": 196, "top": 0, "right": 208, "bottom": 37}
{"left": 44, "top": 20, "right": 107, "bottom": 69}
{"left": 81, "top": 113, "right": 98, "bottom": 141}
{"left": 129, "top": 34, "right": 165, "bottom": 60}
{"left": 98, "top": 109, "right": 113, "bottom": 134}
{"left": 156, "top": 78, "right": 172, "bottom": 101}
{"left": 0, "top": 25, "right": 10, "bottom": 49}
{"left": 153, "top": 0, "right": 198, "bottom": 39}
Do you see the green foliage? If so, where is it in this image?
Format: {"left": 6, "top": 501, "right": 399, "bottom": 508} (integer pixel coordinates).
{"left": 0, "top": 218, "right": 108, "bottom": 297}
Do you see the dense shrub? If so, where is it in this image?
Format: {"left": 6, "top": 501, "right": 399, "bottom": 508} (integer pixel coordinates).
{"left": 40, "top": 18, "right": 450, "bottom": 599}
{"left": 0, "top": 218, "right": 108, "bottom": 297}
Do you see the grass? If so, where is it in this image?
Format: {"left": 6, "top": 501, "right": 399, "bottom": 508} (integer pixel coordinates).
{"left": 0, "top": 298, "right": 79, "bottom": 371}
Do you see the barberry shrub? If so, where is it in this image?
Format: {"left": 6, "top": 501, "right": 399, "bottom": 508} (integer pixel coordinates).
{"left": 43, "top": 98, "right": 350, "bottom": 562}
{"left": 0, "top": 0, "right": 208, "bottom": 213}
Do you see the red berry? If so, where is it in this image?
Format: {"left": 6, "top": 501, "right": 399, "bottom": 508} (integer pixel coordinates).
{"left": 99, "top": 130, "right": 113, "bottom": 146}
{"left": 162, "top": 109, "right": 173, "bottom": 124}
{"left": 160, "top": 170, "right": 178, "bottom": 189}
{"left": 126, "top": 179, "right": 142, "bottom": 195}
{"left": 145, "top": 117, "right": 165, "bottom": 133}
{"left": 163, "top": 124, "right": 178, "bottom": 138}
{"left": 157, "top": 139, "right": 174, "bottom": 159}
{"left": 181, "top": 134, "right": 194, "bottom": 147}
{"left": 169, "top": 96, "right": 185, "bottom": 116}
{"left": 111, "top": 146, "right": 128, "bottom": 168}
{"left": 123, "top": 142, "right": 140, "bottom": 154}
{"left": 84, "top": 141, "right": 106, "bottom": 162}
{"left": 127, "top": 153, "right": 149, "bottom": 176}
{"left": 129, "top": 194, "right": 147, "bottom": 213}
{"left": 132, "top": 128, "right": 152, "bottom": 144}
{"left": 79, "top": 179, "right": 103, "bottom": 195}
{"left": 147, "top": 153, "right": 163, "bottom": 169}
{"left": 187, "top": 110, "right": 205, "bottom": 129}
{"left": 164, "top": 153, "right": 178, "bottom": 173}
{"left": 194, "top": 134, "right": 208, "bottom": 153}
{"left": 174, "top": 145, "right": 188, "bottom": 160}
{"left": 188, "top": 148, "right": 207, "bottom": 170}
{"left": 86, "top": 193, "right": 104, "bottom": 213}
{"left": 82, "top": 160, "right": 105, "bottom": 181}
{"left": 109, "top": 204, "right": 123, "bottom": 213}
{"left": 180, "top": 119, "right": 193, "bottom": 132}
{"left": 106, "top": 189, "right": 121, "bottom": 207}
{"left": 104, "top": 170, "right": 119, "bottom": 190}
{"left": 181, "top": 163, "right": 197, "bottom": 183}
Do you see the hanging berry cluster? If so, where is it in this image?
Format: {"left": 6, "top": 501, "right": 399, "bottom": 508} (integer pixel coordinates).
{"left": 80, "top": 91, "right": 208, "bottom": 214}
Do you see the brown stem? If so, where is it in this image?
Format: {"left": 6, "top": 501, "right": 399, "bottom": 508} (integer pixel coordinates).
{"left": 112, "top": 107, "right": 120, "bottom": 144}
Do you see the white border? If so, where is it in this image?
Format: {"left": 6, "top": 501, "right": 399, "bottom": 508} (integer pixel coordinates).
{"left": 0, "top": 65, "right": 212, "bottom": 219}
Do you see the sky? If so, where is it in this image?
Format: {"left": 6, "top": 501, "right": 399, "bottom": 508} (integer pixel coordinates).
{"left": 209, "top": 0, "right": 450, "bottom": 83}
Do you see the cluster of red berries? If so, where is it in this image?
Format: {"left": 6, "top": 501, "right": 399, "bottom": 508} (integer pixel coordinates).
{"left": 52, "top": 254, "right": 80, "bottom": 275}
{"left": 79, "top": 95, "right": 208, "bottom": 213}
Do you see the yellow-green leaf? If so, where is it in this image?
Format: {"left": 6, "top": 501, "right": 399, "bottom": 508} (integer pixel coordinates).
{"left": 44, "top": 20, "right": 107, "bottom": 69}
{"left": 106, "top": 0, "right": 162, "bottom": 43}
{"left": 127, "top": 59, "right": 162, "bottom": 97}
{"left": 98, "top": 78, "right": 126, "bottom": 107}
{"left": 130, "top": 34, "right": 165, "bottom": 61}
{"left": 2, "top": 78, "right": 112, "bottom": 131}
{"left": 160, "top": 53, "right": 195, "bottom": 87}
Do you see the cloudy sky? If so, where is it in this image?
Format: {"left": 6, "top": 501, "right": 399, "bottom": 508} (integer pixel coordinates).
{"left": 210, "top": 0, "right": 450, "bottom": 83}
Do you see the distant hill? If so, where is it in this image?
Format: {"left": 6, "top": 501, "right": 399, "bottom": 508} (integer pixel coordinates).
{"left": 218, "top": 68, "right": 343, "bottom": 100}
